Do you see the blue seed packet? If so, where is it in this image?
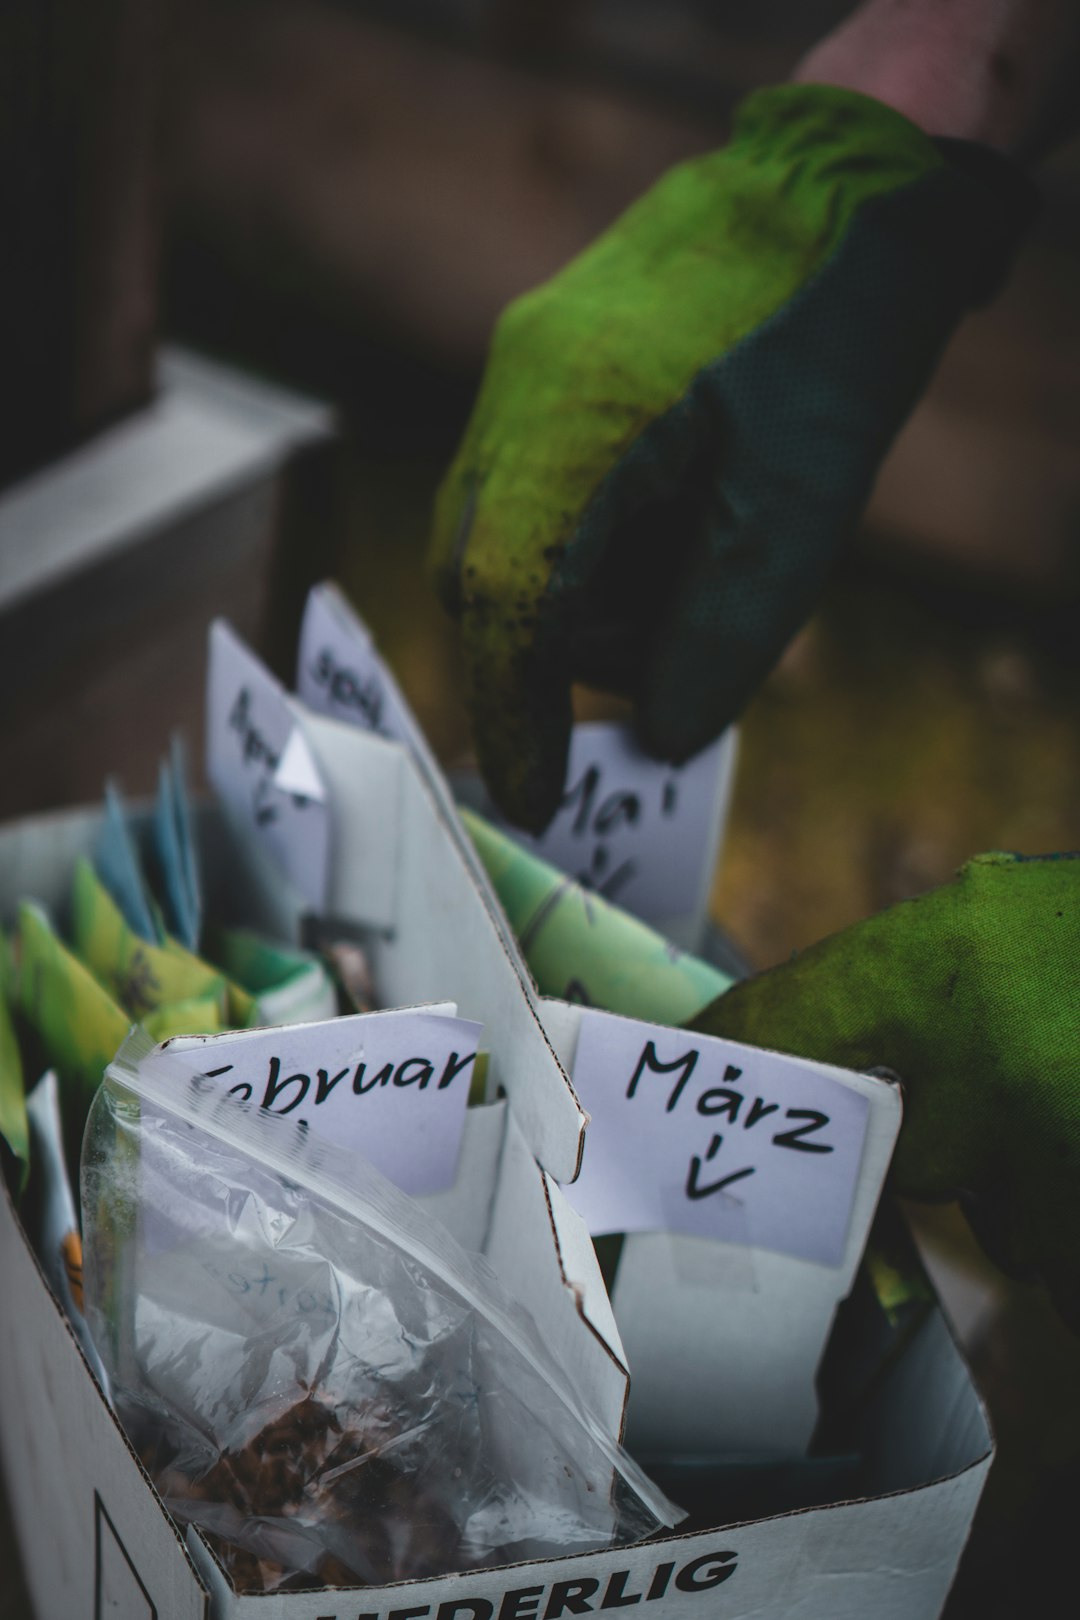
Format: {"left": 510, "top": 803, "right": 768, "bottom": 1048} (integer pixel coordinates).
{"left": 95, "top": 781, "right": 159, "bottom": 943}
{"left": 153, "top": 737, "right": 202, "bottom": 952}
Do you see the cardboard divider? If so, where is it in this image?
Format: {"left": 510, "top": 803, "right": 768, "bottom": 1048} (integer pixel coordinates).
{"left": 0, "top": 1180, "right": 211, "bottom": 1620}
{"left": 414, "top": 1097, "right": 630, "bottom": 1444}
{"left": 538, "top": 999, "right": 903, "bottom": 1459}
{"left": 302, "top": 712, "right": 404, "bottom": 932}
{"left": 296, "top": 711, "right": 589, "bottom": 1184}
{"left": 483, "top": 1112, "right": 629, "bottom": 1443}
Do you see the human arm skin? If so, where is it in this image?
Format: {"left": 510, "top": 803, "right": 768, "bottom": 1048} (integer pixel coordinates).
{"left": 794, "top": 0, "right": 1080, "bottom": 158}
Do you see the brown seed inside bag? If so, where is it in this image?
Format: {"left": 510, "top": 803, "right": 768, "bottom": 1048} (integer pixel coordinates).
{"left": 157, "top": 1395, "right": 463, "bottom": 1594}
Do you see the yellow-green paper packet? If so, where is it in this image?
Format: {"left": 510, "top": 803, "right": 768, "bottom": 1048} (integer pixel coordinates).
{"left": 143, "top": 994, "right": 225, "bottom": 1043}
{"left": 462, "top": 809, "right": 730, "bottom": 1024}
{"left": 16, "top": 901, "right": 130, "bottom": 1144}
{"left": 71, "top": 859, "right": 232, "bottom": 1025}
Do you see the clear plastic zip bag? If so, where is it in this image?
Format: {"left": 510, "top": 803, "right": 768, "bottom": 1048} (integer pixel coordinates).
{"left": 81, "top": 1031, "right": 680, "bottom": 1594}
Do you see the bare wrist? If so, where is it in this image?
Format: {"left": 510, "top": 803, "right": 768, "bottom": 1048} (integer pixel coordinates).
{"left": 793, "top": 0, "right": 1080, "bottom": 160}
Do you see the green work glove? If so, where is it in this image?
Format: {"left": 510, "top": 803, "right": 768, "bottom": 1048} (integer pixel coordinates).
{"left": 431, "top": 84, "right": 1034, "bottom": 831}
{"left": 691, "top": 852, "right": 1080, "bottom": 1329}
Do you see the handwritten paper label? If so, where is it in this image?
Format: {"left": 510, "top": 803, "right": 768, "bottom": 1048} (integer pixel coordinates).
{"left": 565, "top": 1009, "right": 870, "bottom": 1266}
{"left": 164, "top": 1006, "right": 481, "bottom": 1196}
{"left": 513, "top": 723, "right": 735, "bottom": 924}
{"left": 206, "top": 620, "right": 330, "bottom": 909}
{"left": 297, "top": 582, "right": 422, "bottom": 754}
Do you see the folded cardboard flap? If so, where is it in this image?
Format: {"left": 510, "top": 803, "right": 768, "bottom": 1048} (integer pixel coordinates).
{"left": 298, "top": 582, "right": 503, "bottom": 924}
{"left": 859, "top": 1306, "right": 993, "bottom": 1498}
{"left": 543, "top": 1176, "right": 628, "bottom": 1411}
{"left": 484, "top": 1108, "right": 629, "bottom": 1442}
{"left": 414, "top": 1098, "right": 630, "bottom": 1443}
{"left": 299, "top": 711, "right": 404, "bottom": 933}
{"left": 0, "top": 1178, "right": 211, "bottom": 1620}
{"left": 414, "top": 1099, "right": 630, "bottom": 1447}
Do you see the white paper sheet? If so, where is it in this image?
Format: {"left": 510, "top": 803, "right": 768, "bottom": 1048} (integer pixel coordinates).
{"left": 297, "top": 580, "right": 425, "bottom": 755}
{"left": 565, "top": 1008, "right": 871, "bottom": 1267}
{"left": 163, "top": 1006, "right": 481, "bottom": 1196}
{"left": 502, "top": 722, "right": 736, "bottom": 925}
{"left": 205, "top": 620, "right": 330, "bottom": 910}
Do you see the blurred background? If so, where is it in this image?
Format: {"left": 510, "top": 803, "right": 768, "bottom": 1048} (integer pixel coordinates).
{"left": 2, "top": 2, "right": 1079, "bottom": 1615}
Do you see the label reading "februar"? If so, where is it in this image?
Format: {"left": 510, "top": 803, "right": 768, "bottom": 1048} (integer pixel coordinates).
{"left": 162, "top": 1007, "right": 480, "bottom": 1197}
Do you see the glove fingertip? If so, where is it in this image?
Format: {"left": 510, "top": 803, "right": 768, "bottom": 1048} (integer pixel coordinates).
{"left": 635, "top": 678, "right": 739, "bottom": 768}
{"left": 473, "top": 688, "right": 572, "bottom": 837}
{"left": 479, "top": 730, "right": 569, "bottom": 837}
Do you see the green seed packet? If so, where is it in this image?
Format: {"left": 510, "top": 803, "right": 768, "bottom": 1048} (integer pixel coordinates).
{"left": 143, "top": 994, "right": 225, "bottom": 1043}
{"left": 207, "top": 927, "right": 337, "bottom": 1026}
{"left": 15, "top": 901, "right": 130, "bottom": 1157}
{"left": 70, "top": 858, "right": 230, "bottom": 1025}
{"left": 462, "top": 809, "right": 730, "bottom": 1024}
{"left": 158, "top": 934, "right": 255, "bottom": 1028}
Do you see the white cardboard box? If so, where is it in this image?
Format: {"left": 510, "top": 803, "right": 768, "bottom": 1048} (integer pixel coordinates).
{"left": 0, "top": 1150, "right": 993, "bottom": 1620}
{"left": 0, "top": 782, "right": 993, "bottom": 1620}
